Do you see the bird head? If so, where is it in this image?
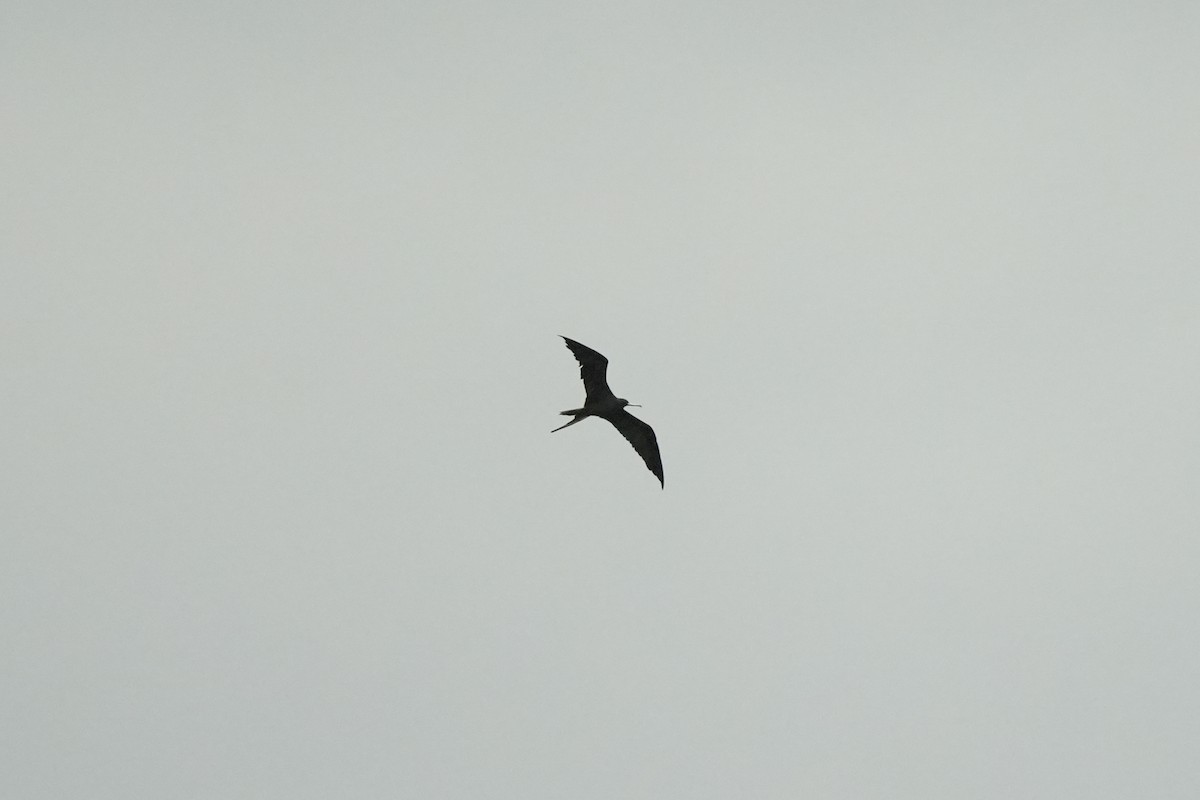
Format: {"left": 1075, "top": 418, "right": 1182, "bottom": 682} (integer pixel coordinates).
{"left": 620, "top": 399, "right": 641, "bottom": 408}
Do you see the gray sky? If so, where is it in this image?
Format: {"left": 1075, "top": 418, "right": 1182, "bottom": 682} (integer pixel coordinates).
{"left": 4, "top": 1, "right": 1199, "bottom": 797}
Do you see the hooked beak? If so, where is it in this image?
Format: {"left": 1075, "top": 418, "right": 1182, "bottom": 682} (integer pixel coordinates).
{"left": 628, "top": 403, "right": 642, "bottom": 407}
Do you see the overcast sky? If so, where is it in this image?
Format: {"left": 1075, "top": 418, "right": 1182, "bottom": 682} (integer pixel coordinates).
{"left": 4, "top": 1, "right": 1199, "bottom": 797}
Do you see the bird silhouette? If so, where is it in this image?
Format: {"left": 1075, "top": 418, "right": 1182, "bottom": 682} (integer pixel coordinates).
{"left": 553, "top": 336, "right": 664, "bottom": 488}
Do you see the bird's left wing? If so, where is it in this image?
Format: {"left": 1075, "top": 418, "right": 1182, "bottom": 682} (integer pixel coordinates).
{"left": 606, "top": 409, "right": 664, "bottom": 487}
{"left": 561, "top": 336, "right": 612, "bottom": 403}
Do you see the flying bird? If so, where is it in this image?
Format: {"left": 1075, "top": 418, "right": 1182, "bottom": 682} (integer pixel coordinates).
{"left": 553, "top": 336, "right": 664, "bottom": 488}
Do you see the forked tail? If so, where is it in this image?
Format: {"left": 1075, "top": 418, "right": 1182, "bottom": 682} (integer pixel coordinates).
{"left": 551, "top": 409, "right": 586, "bottom": 432}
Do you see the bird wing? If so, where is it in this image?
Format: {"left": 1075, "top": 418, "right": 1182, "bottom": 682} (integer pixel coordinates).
{"left": 604, "top": 408, "right": 664, "bottom": 487}
{"left": 561, "top": 336, "right": 612, "bottom": 403}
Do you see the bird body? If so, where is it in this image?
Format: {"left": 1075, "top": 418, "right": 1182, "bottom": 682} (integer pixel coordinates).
{"left": 554, "top": 336, "right": 664, "bottom": 487}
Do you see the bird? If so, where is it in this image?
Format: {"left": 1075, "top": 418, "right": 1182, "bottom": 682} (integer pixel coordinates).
{"left": 553, "top": 336, "right": 664, "bottom": 488}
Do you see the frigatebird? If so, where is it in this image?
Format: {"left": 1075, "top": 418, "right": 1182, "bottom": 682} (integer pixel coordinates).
{"left": 553, "top": 336, "right": 664, "bottom": 488}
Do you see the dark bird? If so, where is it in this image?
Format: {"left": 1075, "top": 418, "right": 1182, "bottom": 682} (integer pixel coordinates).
{"left": 553, "top": 336, "right": 664, "bottom": 488}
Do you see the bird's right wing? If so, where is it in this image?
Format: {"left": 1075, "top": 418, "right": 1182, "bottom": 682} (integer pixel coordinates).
{"left": 606, "top": 409, "right": 664, "bottom": 487}
{"left": 561, "top": 336, "right": 611, "bottom": 403}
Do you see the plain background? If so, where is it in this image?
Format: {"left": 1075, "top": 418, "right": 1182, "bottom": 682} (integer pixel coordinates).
{"left": 4, "top": 1, "right": 1199, "bottom": 797}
